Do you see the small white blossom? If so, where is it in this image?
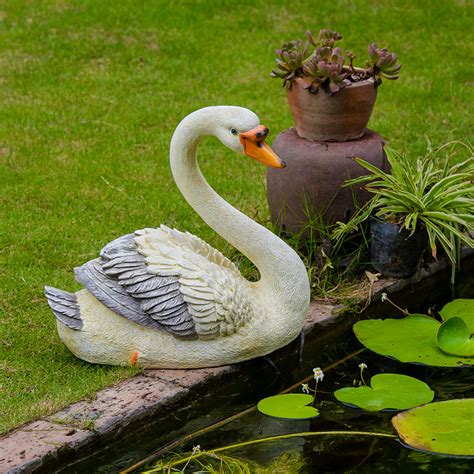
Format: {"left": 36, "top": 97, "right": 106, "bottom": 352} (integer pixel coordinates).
{"left": 301, "top": 383, "right": 310, "bottom": 394}
{"left": 313, "top": 367, "right": 324, "bottom": 382}
{"left": 359, "top": 363, "right": 367, "bottom": 370}
{"left": 381, "top": 292, "right": 388, "bottom": 302}
{"left": 192, "top": 445, "right": 201, "bottom": 453}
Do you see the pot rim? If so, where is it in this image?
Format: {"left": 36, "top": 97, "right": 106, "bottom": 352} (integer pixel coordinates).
{"left": 370, "top": 215, "right": 428, "bottom": 233}
{"left": 291, "top": 76, "right": 376, "bottom": 90}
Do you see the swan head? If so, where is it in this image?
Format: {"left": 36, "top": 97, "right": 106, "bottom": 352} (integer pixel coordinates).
{"left": 212, "top": 106, "right": 286, "bottom": 169}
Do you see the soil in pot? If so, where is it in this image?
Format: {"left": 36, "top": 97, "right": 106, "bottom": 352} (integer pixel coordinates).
{"left": 370, "top": 217, "right": 428, "bottom": 278}
{"left": 287, "top": 77, "right": 377, "bottom": 142}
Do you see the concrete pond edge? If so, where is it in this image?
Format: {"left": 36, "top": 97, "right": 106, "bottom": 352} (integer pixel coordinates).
{"left": 1, "top": 248, "right": 473, "bottom": 473}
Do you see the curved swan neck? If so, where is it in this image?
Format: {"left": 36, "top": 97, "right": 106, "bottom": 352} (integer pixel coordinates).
{"left": 169, "top": 107, "right": 308, "bottom": 297}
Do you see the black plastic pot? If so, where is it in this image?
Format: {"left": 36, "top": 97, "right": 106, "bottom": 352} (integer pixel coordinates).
{"left": 370, "top": 217, "right": 428, "bottom": 278}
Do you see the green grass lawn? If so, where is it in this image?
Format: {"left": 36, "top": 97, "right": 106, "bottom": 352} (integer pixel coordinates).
{"left": 1, "top": 0, "right": 472, "bottom": 434}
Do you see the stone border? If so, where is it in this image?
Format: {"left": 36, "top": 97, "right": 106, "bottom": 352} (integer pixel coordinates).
{"left": 1, "top": 249, "right": 472, "bottom": 473}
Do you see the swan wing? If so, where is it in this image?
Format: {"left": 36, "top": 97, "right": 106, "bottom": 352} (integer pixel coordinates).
{"left": 150, "top": 225, "right": 242, "bottom": 274}
{"left": 75, "top": 234, "right": 198, "bottom": 339}
{"left": 135, "top": 226, "right": 257, "bottom": 339}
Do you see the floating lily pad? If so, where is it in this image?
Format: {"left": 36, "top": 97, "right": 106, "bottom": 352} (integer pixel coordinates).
{"left": 257, "top": 394, "right": 319, "bottom": 420}
{"left": 437, "top": 317, "right": 474, "bottom": 357}
{"left": 440, "top": 299, "right": 474, "bottom": 331}
{"left": 334, "top": 374, "right": 434, "bottom": 411}
{"left": 392, "top": 399, "right": 474, "bottom": 457}
{"left": 354, "top": 314, "right": 474, "bottom": 367}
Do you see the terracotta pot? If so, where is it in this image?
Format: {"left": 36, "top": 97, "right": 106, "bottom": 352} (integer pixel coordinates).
{"left": 267, "top": 128, "right": 389, "bottom": 234}
{"left": 287, "top": 77, "right": 377, "bottom": 141}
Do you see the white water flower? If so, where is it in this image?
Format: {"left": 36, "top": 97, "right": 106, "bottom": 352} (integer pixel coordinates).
{"left": 358, "top": 362, "right": 368, "bottom": 386}
{"left": 313, "top": 367, "right": 324, "bottom": 382}
{"left": 381, "top": 292, "right": 388, "bottom": 302}
{"left": 301, "top": 383, "right": 310, "bottom": 394}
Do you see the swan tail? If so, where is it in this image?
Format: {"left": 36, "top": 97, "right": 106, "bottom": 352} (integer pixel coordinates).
{"left": 44, "top": 286, "right": 83, "bottom": 330}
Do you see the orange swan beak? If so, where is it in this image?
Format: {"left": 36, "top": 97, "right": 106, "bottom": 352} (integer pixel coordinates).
{"left": 239, "top": 125, "right": 286, "bottom": 168}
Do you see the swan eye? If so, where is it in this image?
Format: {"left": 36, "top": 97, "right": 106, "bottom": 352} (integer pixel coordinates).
{"left": 230, "top": 128, "right": 238, "bottom": 136}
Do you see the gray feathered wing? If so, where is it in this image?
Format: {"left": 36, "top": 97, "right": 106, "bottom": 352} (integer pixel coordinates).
{"left": 75, "top": 233, "right": 197, "bottom": 339}
{"left": 74, "top": 226, "right": 256, "bottom": 340}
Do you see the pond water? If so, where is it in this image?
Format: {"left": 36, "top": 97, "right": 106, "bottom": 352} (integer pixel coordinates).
{"left": 62, "top": 267, "right": 474, "bottom": 473}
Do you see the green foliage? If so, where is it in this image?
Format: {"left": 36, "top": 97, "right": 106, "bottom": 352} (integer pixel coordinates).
{"left": 145, "top": 451, "right": 308, "bottom": 474}
{"left": 257, "top": 394, "right": 319, "bottom": 419}
{"left": 144, "top": 431, "right": 395, "bottom": 472}
{"left": 271, "top": 27, "right": 401, "bottom": 93}
{"left": 437, "top": 317, "right": 474, "bottom": 357}
{"left": 353, "top": 314, "right": 474, "bottom": 367}
{"left": 392, "top": 399, "right": 474, "bottom": 457}
{"left": 144, "top": 451, "right": 258, "bottom": 474}
{"left": 333, "top": 142, "right": 474, "bottom": 283}
{"left": 440, "top": 299, "right": 474, "bottom": 331}
{"left": 272, "top": 193, "right": 373, "bottom": 303}
{"left": 334, "top": 373, "right": 434, "bottom": 411}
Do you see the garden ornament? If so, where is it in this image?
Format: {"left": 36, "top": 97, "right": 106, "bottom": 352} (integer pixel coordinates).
{"left": 45, "top": 106, "right": 310, "bottom": 368}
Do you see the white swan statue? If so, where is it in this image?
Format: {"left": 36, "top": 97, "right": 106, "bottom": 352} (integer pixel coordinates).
{"left": 45, "top": 106, "right": 310, "bottom": 368}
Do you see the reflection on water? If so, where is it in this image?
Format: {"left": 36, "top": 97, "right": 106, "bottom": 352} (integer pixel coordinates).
{"left": 137, "top": 349, "right": 474, "bottom": 473}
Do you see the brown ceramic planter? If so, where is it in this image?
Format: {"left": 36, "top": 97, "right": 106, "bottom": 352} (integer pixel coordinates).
{"left": 267, "top": 128, "right": 389, "bottom": 234}
{"left": 287, "top": 77, "right": 377, "bottom": 141}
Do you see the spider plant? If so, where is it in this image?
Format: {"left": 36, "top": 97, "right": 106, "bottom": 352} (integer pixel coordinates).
{"left": 332, "top": 142, "right": 474, "bottom": 282}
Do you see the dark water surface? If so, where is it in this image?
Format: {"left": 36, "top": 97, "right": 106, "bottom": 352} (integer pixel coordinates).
{"left": 62, "top": 268, "right": 474, "bottom": 473}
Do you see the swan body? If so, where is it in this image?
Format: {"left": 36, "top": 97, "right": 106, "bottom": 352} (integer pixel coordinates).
{"left": 45, "top": 106, "right": 310, "bottom": 368}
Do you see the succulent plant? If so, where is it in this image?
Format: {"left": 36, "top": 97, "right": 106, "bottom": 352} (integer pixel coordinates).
{"left": 346, "top": 50, "right": 356, "bottom": 72}
{"left": 306, "top": 29, "right": 342, "bottom": 48}
{"left": 366, "top": 43, "right": 402, "bottom": 84}
{"left": 271, "top": 28, "right": 401, "bottom": 94}
{"left": 302, "top": 47, "right": 349, "bottom": 94}
{"left": 270, "top": 39, "right": 311, "bottom": 88}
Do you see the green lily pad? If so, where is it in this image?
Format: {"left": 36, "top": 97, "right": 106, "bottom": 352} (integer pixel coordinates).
{"left": 437, "top": 317, "right": 474, "bottom": 357}
{"left": 392, "top": 399, "right": 474, "bottom": 457}
{"left": 257, "top": 394, "right": 319, "bottom": 420}
{"left": 334, "top": 374, "right": 434, "bottom": 411}
{"left": 354, "top": 314, "right": 474, "bottom": 367}
{"left": 440, "top": 299, "right": 474, "bottom": 331}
